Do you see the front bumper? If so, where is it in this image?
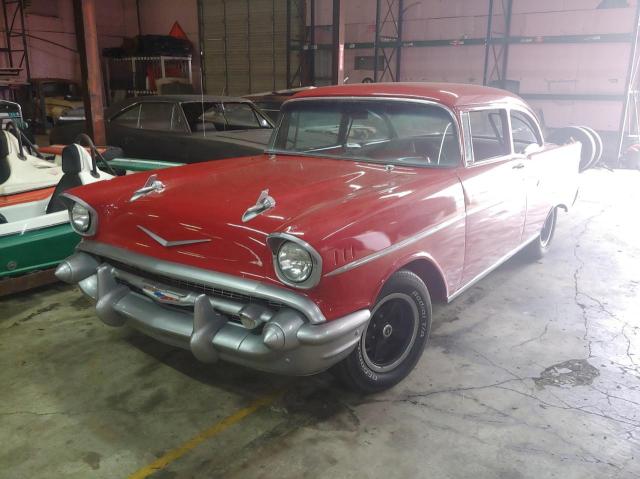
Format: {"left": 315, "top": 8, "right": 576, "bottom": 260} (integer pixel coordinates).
{"left": 56, "top": 241, "right": 370, "bottom": 376}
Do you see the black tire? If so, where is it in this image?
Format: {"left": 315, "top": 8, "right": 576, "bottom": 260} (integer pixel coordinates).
{"left": 333, "top": 270, "right": 432, "bottom": 394}
{"left": 525, "top": 207, "right": 557, "bottom": 260}
{"left": 579, "top": 126, "right": 603, "bottom": 168}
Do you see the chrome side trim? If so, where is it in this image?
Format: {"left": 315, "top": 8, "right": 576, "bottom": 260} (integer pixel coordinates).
{"left": 324, "top": 214, "right": 464, "bottom": 277}
{"left": 447, "top": 234, "right": 538, "bottom": 302}
{"left": 61, "top": 193, "right": 99, "bottom": 237}
{"left": 77, "top": 240, "right": 327, "bottom": 324}
{"left": 266, "top": 232, "right": 323, "bottom": 289}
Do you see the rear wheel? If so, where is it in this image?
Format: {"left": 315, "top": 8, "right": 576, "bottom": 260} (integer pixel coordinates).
{"left": 525, "top": 207, "right": 557, "bottom": 260}
{"left": 334, "top": 270, "right": 432, "bottom": 394}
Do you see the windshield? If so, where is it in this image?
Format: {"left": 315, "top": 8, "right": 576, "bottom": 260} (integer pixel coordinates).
{"left": 270, "top": 99, "right": 461, "bottom": 167}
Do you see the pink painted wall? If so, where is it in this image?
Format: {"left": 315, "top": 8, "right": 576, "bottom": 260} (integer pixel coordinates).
{"left": 312, "top": 0, "right": 637, "bottom": 132}
{"left": 1, "top": 0, "right": 140, "bottom": 82}
{"left": 0, "top": 0, "right": 199, "bottom": 88}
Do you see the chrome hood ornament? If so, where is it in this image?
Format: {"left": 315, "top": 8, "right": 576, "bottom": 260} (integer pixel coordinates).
{"left": 242, "top": 189, "right": 276, "bottom": 223}
{"left": 137, "top": 225, "right": 211, "bottom": 247}
{"left": 130, "top": 174, "right": 166, "bottom": 202}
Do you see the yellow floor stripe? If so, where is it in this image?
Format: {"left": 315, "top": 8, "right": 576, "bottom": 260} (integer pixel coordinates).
{"left": 128, "top": 392, "right": 280, "bottom": 479}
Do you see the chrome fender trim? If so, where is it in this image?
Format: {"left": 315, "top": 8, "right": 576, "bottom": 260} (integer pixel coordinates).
{"left": 297, "top": 309, "right": 370, "bottom": 345}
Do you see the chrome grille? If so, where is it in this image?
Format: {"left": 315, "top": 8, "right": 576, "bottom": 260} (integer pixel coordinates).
{"left": 106, "top": 259, "right": 286, "bottom": 311}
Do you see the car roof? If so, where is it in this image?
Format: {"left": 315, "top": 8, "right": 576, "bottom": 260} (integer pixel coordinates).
{"left": 118, "top": 94, "right": 252, "bottom": 105}
{"left": 291, "top": 82, "right": 529, "bottom": 110}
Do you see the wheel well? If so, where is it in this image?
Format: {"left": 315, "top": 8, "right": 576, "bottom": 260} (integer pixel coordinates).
{"left": 401, "top": 259, "right": 447, "bottom": 303}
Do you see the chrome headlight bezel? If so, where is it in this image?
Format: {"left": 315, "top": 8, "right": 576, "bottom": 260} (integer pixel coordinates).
{"left": 267, "top": 233, "right": 322, "bottom": 289}
{"left": 64, "top": 193, "right": 98, "bottom": 236}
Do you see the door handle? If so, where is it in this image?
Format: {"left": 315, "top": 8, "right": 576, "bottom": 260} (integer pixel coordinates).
{"left": 512, "top": 163, "right": 525, "bottom": 169}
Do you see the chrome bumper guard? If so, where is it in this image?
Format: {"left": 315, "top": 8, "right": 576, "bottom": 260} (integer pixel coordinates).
{"left": 57, "top": 241, "right": 370, "bottom": 376}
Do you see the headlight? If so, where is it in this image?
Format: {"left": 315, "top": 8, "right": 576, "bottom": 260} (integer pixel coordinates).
{"left": 277, "top": 241, "right": 313, "bottom": 283}
{"left": 71, "top": 203, "right": 90, "bottom": 232}
{"left": 67, "top": 198, "right": 97, "bottom": 236}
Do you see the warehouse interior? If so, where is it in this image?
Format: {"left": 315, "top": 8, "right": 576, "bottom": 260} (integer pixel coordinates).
{"left": 1, "top": 1, "right": 639, "bottom": 478}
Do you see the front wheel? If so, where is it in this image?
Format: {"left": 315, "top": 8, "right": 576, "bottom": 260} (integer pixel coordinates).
{"left": 525, "top": 207, "right": 557, "bottom": 260}
{"left": 333, "top": 270, "right": 432, "bottom": 394}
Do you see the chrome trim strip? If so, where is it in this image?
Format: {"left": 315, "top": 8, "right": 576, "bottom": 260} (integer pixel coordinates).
{"left": 77, "top": 240, "right": 327, "bottom": 324}
{"left": 266, "top": 232, "right": 323, "bottom": 289}
{"left": 137, "top": 225, "right": 211, "bottom": 247}
{"left": 447, "top": 233, "right": 538, "bottom": 302}
{"left": 61, "top": 193, "right": 98, "bottom": 237}
{"left": 324, "top": 214, "right": 464, "bottom": 277}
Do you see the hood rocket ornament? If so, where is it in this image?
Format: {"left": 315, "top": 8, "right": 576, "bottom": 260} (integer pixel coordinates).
{"left": 242, "top": 189, "right": 276, "bottom": 223}
{"left": 130, "top": 174, "right": 166, "bottom": 202}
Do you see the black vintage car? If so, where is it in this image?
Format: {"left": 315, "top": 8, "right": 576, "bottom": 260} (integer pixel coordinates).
{"left": 49, "top": 95, "right": 274, "bottom": 163}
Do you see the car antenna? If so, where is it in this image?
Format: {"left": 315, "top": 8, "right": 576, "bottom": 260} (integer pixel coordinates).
{"left": 199, "top": 64, "right": 206, "bottom": 137}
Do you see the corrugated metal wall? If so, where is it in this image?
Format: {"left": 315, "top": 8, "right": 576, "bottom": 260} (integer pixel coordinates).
{"left": 201, "top": 0, "right": 289, "bottom": 96}
{"left": 309, "top": 0, "right": 637, "bottom": 135}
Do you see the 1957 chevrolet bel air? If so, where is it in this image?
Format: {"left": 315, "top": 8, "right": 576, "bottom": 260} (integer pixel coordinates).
{"left": 56, "top": 83, "right": 582, "bottom": 393}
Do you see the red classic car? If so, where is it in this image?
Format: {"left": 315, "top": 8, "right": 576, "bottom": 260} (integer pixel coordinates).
{"left": 56, "top": 83, "right": 581, "bottom": 393}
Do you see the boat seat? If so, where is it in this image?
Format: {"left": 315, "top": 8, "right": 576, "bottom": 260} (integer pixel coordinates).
{"left": 46, "top": 145, "right": 85, "bottom": 214}
{"left": 0, "top": 132, "right": 10, "bottom": 185}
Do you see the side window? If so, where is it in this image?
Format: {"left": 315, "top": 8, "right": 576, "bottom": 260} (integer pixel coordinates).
{"left": 170, "top": 105, "right": 189, "bottom": 132}
{"left": 139, "top": 102, "right": 174, "bottom": 131}
{"left": 510, "top": 111, "right": 541, "bottom": 154}
{"left": 468, "top": 109, "right": 510, "bottom": 162}
{"left": 223, "top": 103, "right": 261, "bottom": 130}
{"left": 111, "top": 104, "right": 141, "bottom": 128}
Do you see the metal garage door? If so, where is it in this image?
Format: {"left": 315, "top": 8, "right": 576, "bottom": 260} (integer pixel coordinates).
{"left": 200, "top": 0, "right": 293, "bottom": 96}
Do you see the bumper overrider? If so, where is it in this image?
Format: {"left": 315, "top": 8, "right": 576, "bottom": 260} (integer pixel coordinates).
{"left": 56, "top": 241, "right": 370, "bottom": 376}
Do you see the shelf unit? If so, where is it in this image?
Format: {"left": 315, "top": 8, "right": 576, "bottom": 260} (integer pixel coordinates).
{"left": 103, "top": 55, "right": 192, "bottom": 104}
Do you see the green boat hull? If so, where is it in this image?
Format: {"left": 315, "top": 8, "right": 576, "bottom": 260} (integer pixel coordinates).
{"left": 0, "top": 158, "right": 181, "bottom": 281}
{"left": 0, "top": 223, "right": 79, "bottom": 278}
{"left": 108, "top": 158, "right": 184, "bottom": 172}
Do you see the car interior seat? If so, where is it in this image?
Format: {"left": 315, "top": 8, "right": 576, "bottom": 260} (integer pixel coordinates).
{"left": 46, "top": 144, "right": 88, "bottom": 213}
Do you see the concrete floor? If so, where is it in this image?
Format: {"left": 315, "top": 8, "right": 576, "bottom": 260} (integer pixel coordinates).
{"left": 1, "top": 169, "right": 638, "bottom": 479}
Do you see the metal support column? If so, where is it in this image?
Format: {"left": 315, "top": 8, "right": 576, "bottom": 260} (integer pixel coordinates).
{"left": 286, "top": 0, "right": 308, "bottom": 88}
{"left": 482, "top": 0, "right": 513, "bottom": 89}
{"left": 617, "top": 0, "right": 640, "bottom": 163}
{"left": 73, "top": 0, "right": 106, "bottom": 145}
{"left": 373, "top": 0, "right": 404, "bottom": 82}
{"left": 331, "top": 0, "right": 345, "bottom": 85}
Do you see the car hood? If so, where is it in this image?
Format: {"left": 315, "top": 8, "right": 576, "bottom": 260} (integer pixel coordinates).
{"left": 71, "top": 154, "right": 455, "bottom": 282}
